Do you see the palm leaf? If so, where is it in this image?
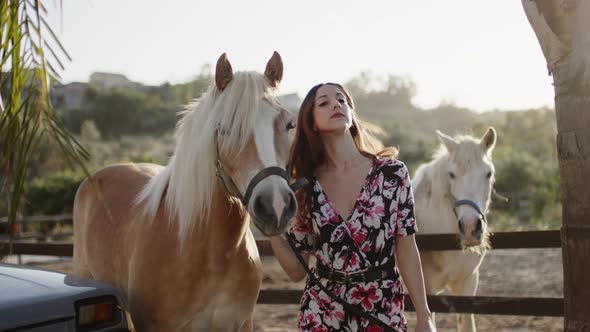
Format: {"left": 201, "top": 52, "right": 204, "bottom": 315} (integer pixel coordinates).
{"left": 0, "top": 0, "right": 90, "bottom": 258}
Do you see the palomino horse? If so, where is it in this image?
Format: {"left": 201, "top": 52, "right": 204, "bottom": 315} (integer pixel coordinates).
{"left": 73, "top": 52, "right": 298, "bottom": 331}
{"left": 412, "top": 128, "right": 497, "bottom": 332}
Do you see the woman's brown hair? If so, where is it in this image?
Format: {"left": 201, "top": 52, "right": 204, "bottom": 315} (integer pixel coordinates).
{"left": 288, "top": 83, "right": 398, "bottom": 227}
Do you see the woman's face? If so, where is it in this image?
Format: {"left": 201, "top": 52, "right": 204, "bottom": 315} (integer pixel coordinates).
{"left": 312, "top": 84, "right": 353, "bottom": 134}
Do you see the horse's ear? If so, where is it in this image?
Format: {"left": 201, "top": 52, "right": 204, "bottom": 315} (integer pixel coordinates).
{"left": 436, "top": 130, "right": 458, "bottom": 152}
{"left": 480, "top": 127, "right": 497, "bottom": 153}
{"left": 264, "top": 51, "right": 283, "bottom": 88}
{"left": 216, "top": 53, "right": 233, "bottom": 91}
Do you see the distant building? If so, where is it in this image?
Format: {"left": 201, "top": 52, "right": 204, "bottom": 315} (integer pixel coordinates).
{"left": 47, "top": 73, "right": 299, "bottom": 113}
{"left": 277, "top": 93, "right": 301, "bottom": 112}
{"left": 89, "top": 72, "right": 138, "bottom": 92}
{"left": 51, "top": 82, "right": 91, "bottom": 111}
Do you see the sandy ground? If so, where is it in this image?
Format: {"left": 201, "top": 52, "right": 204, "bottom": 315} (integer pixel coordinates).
{"left": 28, "top": 248, "right": 563, "bottom": 332}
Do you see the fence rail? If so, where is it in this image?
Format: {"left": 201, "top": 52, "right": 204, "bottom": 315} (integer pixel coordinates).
{"left": 0, "top": 230, "right": 562, "bottom": 257}
{"left": 0, "top": 213, "right": 562, "bottom": 251}
{"left": 0, "top": 229, "right": 563, "bottom": 317}
{"left": 0, "top": 214, "right": 72, "bottom": 224}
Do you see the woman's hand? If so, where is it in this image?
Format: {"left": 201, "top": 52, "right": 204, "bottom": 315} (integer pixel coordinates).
{"left": 395, "top": 235, "right": 436, "bottom": 332}
{"left": 415, "top": 316, "right": 436, "bottom": 332}
{"left": 268, "top": 233, "right": 309, "bottom": 282}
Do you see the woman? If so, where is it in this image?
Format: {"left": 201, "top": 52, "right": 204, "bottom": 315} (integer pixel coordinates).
{"left": 270, "top": 83, "right": 435, "bottom": 332}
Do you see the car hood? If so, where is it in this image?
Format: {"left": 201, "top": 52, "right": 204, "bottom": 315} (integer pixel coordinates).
{"left": 0, "top": 263, "right": 122, "bottom": 330}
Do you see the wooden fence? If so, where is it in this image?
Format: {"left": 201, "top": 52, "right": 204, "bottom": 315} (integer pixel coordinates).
{"left": 0, "top": 215, "right": 563, "bottom": 317}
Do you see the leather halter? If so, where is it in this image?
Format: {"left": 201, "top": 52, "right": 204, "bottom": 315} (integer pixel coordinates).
{"left": 214, "top": 126, "right": 307, "bottom": 207}
{"left": 454, "top": 199, "right": 488, "bottom": 224}
{"left": 453, "top": 198, "right": 488, "bottom": 233}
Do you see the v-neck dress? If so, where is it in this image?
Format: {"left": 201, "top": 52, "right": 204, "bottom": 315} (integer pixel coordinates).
{"left": 287, "top": 158, "right": 417, "bottom": 332}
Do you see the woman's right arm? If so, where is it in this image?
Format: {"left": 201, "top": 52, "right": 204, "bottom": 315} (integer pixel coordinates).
{"left": 269, "top": 230, "right": 310, "bottom": 282}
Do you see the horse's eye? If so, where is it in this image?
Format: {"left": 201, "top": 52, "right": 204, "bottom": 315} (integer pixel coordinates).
{"left": 448, "top": 172, "right": 455, "bottom": 179}
{"left": 287, "top": 120, "right": 296, "bottom": 130}
{"left": 486, "top": 171, "right": 492, "bottom": 179}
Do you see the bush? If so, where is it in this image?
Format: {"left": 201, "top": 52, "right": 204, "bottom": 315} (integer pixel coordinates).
{"left": 24, "top": 172, "right": 85, "bottom": 215}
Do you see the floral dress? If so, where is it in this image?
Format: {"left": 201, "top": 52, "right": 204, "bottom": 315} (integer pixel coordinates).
{"left": 287, "top": 158, "right": 417, "bottom": 332}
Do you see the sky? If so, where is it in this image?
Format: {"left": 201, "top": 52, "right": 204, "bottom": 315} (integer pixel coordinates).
{"left": 46, "top": 0, "right": 555, "bottom": 112}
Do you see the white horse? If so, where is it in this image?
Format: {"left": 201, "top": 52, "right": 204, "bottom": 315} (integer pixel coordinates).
{"left": 412, "top": 127, "right": 497, "bottom": 332}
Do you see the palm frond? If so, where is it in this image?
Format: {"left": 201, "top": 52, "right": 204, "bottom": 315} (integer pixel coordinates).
{"left": 0, "top": 0, "right": 90, "bottom": 258}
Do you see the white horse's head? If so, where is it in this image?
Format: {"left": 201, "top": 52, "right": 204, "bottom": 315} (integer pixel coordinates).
{"left": 437, "top": 127, "right": 496, "bottom": 247}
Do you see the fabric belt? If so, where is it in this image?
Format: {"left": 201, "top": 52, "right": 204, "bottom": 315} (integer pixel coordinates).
{"left": 315, "top": 261, "right": 395, "bottom": 285}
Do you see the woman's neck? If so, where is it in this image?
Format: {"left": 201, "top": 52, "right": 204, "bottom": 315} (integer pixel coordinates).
{"left": 320, "top": 131, "right": 367, "bottom": 171}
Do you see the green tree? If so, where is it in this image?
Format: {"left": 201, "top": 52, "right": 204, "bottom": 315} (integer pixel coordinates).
{"left": 92, "top": 91, "right": 146, "bottom": 137}
{"left": 170, "top": 66, "right": 212, "bottom": 105}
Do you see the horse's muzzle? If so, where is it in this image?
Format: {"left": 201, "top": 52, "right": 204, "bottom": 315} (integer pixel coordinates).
{"left": 251, "top": 189, "right": 297, "bottom": 236}
{"left": 458, "top": 217, "right": 485, "bottom": 247}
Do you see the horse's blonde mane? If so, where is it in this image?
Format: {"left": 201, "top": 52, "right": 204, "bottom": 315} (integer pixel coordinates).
{"left": 136, "top": 72, "right": 279, "bottom": 238}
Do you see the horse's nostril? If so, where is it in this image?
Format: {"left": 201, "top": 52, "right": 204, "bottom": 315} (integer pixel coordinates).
{"left": 458, "top": 220, "right": 464, "bottom": 234}
{"left": 476, "top": 218, "right": 483, "bottom": 232}
{"left": 253, "top": 195, "right": 276, "bottom": 222}
{"left": 254, "top": 196, "right": 265, "bottom": 215}
{"left": 254, "top": 196, "right": 270, "bottom": 218}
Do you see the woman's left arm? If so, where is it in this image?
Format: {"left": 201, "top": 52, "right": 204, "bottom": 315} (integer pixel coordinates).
{"left": 396, "top": 234, "right": 436, "bottom": 331}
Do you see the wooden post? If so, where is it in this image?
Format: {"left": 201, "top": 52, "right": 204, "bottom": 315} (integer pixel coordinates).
{"left": 522, "top": 1, "right": 590, "bottom": 330}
